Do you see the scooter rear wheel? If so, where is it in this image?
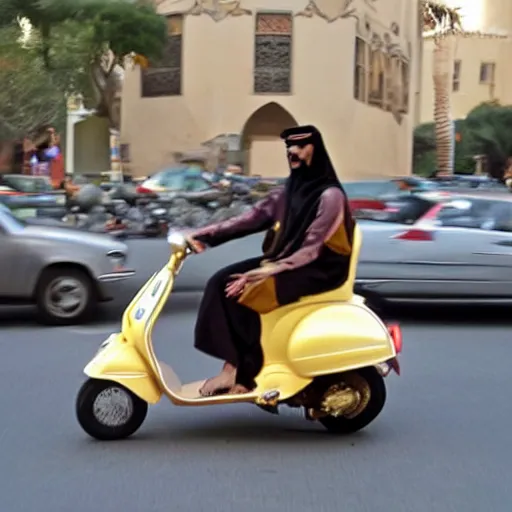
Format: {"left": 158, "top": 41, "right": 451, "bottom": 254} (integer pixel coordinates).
{"left": 76, "top": 378, "right": 148, "bottom": 441}
{"left": 317, "top": 367, "right": 386, "bottom": 434}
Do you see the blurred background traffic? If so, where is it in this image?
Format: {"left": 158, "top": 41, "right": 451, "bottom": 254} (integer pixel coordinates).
{"left": 2, "top": 0, "right": 512, "bottom": 326}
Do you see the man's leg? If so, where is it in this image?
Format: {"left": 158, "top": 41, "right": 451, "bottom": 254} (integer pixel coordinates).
{"left": 194, "top": 257, "right": 262, "bottom": 396}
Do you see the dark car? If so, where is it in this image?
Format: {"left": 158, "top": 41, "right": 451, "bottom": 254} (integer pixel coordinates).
{"left": 0, "top": 174, "right": 67, "bottom": 219}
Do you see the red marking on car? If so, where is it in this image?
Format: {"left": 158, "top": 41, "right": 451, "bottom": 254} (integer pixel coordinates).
{"left": 394, "top": 229, "right": 435, "bottom": 241}
{"left": 349, "top": 199, "right": 386, "bottom": 211}
{"left": 392, "top": 202, "right": 443, "bottom": 241}
{"left": 136, "top": 185, "right": 154, "bottom": 194}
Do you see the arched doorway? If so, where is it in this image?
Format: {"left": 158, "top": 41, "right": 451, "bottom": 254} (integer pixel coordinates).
{"left": 241, "top": 102, "right": 297, "bottom": 177}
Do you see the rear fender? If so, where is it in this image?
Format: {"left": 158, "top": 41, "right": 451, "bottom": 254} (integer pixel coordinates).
{"left": 84, "top": 333, "right": 162, "bottom": 404}
{"left": 287, "top": 302, "right": 395, "bottom": 378}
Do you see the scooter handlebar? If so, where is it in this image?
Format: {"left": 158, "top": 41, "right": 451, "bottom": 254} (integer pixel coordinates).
{"left": 167, "top": 230, "right": 203, "bottom": 255}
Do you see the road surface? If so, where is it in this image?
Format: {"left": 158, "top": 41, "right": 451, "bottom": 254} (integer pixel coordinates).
{"left": 0, "top": 237, "right": 511, "bottom": 511}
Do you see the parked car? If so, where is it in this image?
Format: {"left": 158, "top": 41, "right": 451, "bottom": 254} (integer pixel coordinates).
{"left": 0, "top": 203, "right": 135, "bottom": 325}
{"left": 0, "top": 174, "right": 66, "bottom": 219}
{"left": 136, "top": 166, "right": 216, "bottom": 195}
{"left": 344, "top": 177, "right": 437, "bottom": 199}
{"left": 355, "top": 191, "right": 512, "bottom": 305}
{"left": 344, "top": 177, "right": 438, "bottom": 217}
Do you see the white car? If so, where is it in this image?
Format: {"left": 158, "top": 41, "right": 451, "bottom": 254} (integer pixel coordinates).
{"left": 0, "top": 204, "right": 135, "bottom": 325}
{"left": 356, "top": 192, "right": 512, "bottom": 305}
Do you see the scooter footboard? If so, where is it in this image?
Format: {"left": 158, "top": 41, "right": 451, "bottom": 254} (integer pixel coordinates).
{"left": 287, "top": 302, "right": 395, "bottom": 377}
{"left": 84, "top": 334, "right": 162, "bottom": 404}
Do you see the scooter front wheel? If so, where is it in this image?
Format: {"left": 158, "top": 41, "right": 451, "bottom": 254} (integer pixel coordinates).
{"left": 76, "top": 378, "right": 148, "bottom": 441}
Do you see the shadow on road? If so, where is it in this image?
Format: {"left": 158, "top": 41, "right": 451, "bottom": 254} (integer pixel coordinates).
{"left": 74, "top": 413, "right": 381, "bottom": 448}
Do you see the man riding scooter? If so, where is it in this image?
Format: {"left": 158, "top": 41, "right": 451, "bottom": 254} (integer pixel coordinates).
{"left": 76, "top": 124, "right": 402, "bottom": 441}
{"left": 187, "top": 125, "right": 356, "bottom": 397}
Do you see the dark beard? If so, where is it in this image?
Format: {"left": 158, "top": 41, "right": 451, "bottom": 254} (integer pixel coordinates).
{"left": 289, "top": 158, "right": 314, "bottom": 177}
{"left": 288, "top": 155, "right": 308, "bottom": 172}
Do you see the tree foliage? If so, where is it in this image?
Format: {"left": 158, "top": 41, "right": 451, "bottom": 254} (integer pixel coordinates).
{"left": 0, "top": 0, "right": 167, "bottom": 131}
{"left": 414, "top": 102, "right": 512, "bottom": 179}
{"left": 0, "top": 23, "right": 67, "bottom": 140}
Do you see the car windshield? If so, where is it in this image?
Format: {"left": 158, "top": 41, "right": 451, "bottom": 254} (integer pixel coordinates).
{"left": 435, "top": 197, "right": 512, "bottom": 230}
{"left": 344, "top": 181, "right": 398, "bottom": 198}
{"left": 0, "top": 203, "right": 25, "bottom": 232}
{"left": 149, "top": 166, "right": 205, "bottom": 188}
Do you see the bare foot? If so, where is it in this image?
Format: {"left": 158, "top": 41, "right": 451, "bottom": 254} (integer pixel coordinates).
{"left": 199, "top": 363, "right": 236, "bottom": 396}
{"left": 228, "top": 384, "right": 251, "bottom": 395}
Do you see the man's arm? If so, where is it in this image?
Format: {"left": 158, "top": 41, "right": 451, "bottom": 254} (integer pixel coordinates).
{"left": 193, "top": 187, "right": 283, "bottom": 247}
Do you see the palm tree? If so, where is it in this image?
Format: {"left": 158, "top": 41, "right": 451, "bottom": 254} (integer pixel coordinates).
{"left": 421, "top": 1, "right": 462, "bottom": 176}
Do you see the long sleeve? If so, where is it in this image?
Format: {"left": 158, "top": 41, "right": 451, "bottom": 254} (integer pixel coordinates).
{"left": 194, "top": 187, "right": 283, "bottom": 247}
{"left": 274, "top": 187, "right": 345, "bottom": 271}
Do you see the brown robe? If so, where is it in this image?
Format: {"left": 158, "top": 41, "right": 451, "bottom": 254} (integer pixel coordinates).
{"left": 193, "top": 185, "right": 353, "bottom": 389}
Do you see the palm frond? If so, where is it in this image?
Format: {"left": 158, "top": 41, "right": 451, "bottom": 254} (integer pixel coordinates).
{"left": 421, "top": 0, "right": 462, "bottom": 35}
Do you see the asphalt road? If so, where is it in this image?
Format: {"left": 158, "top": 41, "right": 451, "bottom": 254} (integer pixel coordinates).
{"left": 1, "top": 237, "right": 512, "bottom": 511}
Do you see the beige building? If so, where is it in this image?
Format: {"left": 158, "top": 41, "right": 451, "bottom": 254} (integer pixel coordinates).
{"left": 420, "top": 0, "right": 512, "bottom": 124}
{"left": 120, "top": 0, "right": 422, "bottom": 180}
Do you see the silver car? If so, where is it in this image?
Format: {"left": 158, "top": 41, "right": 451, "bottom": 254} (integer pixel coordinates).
{"left": 356, "top": 192, "right": 512, "bottom": 305}
{"left": 0, "top": 204, "right": 135, "bottom": 325}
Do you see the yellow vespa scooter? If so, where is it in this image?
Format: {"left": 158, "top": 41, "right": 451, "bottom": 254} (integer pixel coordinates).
{"left": 76, "top": 225, "right": 402, "bottom": 440}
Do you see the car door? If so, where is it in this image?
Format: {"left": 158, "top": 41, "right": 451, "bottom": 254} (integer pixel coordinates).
{"left": 356, "top": 197, "right": 440, "bottom": 297}
{"left": 467, "top": 200, "right": 512, "bottom": 297}
{"left": 395, "top": 198, "right": 506, "bottom": 298}
{"left": 0, "top": 223, "right": 11, "bottom": 295}
{"left": 0, "top": 213, "right": 24, "bottom": 297}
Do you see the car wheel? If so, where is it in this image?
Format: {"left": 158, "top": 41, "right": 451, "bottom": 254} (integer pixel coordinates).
{"left": 76, "top": 379, "right": 148, "bottom": 441}
{"left": 36, "top": 267, "right": 95, "bottom": 325}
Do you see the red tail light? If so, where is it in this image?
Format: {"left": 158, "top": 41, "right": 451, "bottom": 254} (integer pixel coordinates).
{"left": 387, "top": 323, "right": 402, "bottom": 354}
{"left": 136, "top": 185, "right": 153, "bottom": 194}
{"left": 394, "top": 229, "right": 434, "bottom": 241}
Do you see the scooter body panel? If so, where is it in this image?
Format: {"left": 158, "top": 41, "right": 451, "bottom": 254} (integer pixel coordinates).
{"left": 84, "top": 333, "right": 163, "bottom": 404}
{"left": 286, "top": 302, "right": 395, "bottom": 377}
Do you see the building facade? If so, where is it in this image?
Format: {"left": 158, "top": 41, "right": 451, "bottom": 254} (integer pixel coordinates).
{"left": 120, "top": 0, "right": 422, "bottom": 180}
{"left": 420, "top": 0, "right": 512, "bottom": 123}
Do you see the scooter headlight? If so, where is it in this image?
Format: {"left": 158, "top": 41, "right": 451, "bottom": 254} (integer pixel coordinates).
{"left": 167, "top": 230, "right": 188, "bottom": 253}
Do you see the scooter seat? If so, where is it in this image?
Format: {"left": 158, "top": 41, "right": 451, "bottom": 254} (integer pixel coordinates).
{"left": 297, "top": 279, "right": 353, "bottom": 305}
{"left": 266, "top": 223, "right": 362, "bottom": 314}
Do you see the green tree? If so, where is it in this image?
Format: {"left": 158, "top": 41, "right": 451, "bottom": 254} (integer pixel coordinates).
{"left": 0, "top": 23, "right": 67, "bottom": 141}
{"left": 0, "top": 0, "right": 167, "bottom": 129}
{"left": 413, "top": 119, "right": 476, "bottom": 177}
{"left": 465, "top": 102, "right": 512, "bottom": 178}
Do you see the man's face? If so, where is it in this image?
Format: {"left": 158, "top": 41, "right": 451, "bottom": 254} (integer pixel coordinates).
{"left": 286, "top": 134, "right": 314, "bottom": 170}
